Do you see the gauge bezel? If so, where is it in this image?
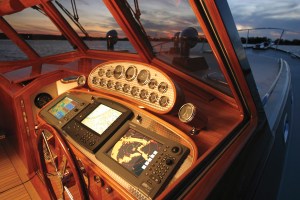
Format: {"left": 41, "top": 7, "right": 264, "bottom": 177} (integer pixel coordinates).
{"left": 125, "top": 65, "right": 138, "bottom": 81}
{"left": 158, "top": 82, "right": 168, "bottom": 93}
{"left": 148, "top": 78, "right": 158, "bottom": 89}
{"left": 113, "top": 65, "right": 125, "bottom": 79}
{"left": 178, "top": 103, "right": 196, "bottom": 123}
{"left": 34, "top": 93, "right": 53, "bottom": 109}
{"left": 159, "top": 96, "right": 169, "bottom": 107}
{"left": 137, "top": 69, "right": 150, "bottom": 85}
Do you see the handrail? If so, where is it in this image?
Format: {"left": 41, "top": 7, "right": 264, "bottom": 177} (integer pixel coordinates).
{"left": 238, "top": 27, "right": 300, "bottom": 57}
{"left": 238, "top": 27, "right": 285, "bottom": 49}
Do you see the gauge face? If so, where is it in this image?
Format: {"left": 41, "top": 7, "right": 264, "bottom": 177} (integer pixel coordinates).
{"left": 100, "top": 78, "right": 107, "bottom": 87}
{"left": 115, "top": 82, "right": 122, "bottom": 90}
{"left": 98, "top": 68, "right": 105, "bottom": 77}
{"left": 125, "top": 66, "right": 137, "bottom": 81}
{"left": 131, "top": 86, "right": 139, "bottom": 96}
{"left": 159, "top": 96, "right": 169, "bottom": 107}
{"left": 123, "top": 84, "right": 130, "bottom": 93}
{"left": 158, "top": 82, "right": 168, "bottom": 93}
{"left": 107, "top": 80, "right": 114, "bottom": 88}
{"left": 77, "top": 75, "right": 86, "bottom": 86}
{"left": 137, "top": 69, "right": 150, "bottom": 85}
{"left": 92, "top": 77, "right": 99, "bottom": 84}
{"left": 149, "top": 92, "right": 159, "bottom": 103}
{"left": 113, "top": 65, "right": 124, "bottom": 79}
{"left": 178, "top": 103, "right": 196, "bottom": 123}
{"left": 34, "top": 93, "right": 53, "bottom": 109}
{"left": 106, "top": 69, "right": 113, "bottom": 78}
{"left": 140, "top": 89, "right": 149, "bottom": 100}
{"left": 148, "top": 79, "right": 158, "bottom": 89}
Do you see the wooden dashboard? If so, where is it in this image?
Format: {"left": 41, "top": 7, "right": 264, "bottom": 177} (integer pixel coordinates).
{"left": 0, "top": 59, "right": 243, "bottom": 200}
{"left": 36, "top": 89, "right": 198, "bottom": 199}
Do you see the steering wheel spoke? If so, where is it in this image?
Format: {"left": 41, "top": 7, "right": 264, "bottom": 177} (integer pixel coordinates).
{"left": 37, "top": 124, "right": 89, "bottom": 200}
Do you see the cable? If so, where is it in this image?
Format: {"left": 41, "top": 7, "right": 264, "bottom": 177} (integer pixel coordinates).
{"left": 0, "top": 172, "right": 37, "bottom": 194}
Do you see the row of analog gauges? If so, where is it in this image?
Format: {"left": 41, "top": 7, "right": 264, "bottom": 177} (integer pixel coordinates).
{"left": 92, "top": 65, "right": 171, "bottom": 107}
{"left": 97, "top": 65, "right": 169, "bottom": 93}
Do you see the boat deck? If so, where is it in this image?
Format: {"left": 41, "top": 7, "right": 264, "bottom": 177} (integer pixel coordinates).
{"left": 0, "top": 138, "right": 41, "bottom": 200}
{"left": 246, "top": 48, "right": 300, "bottom": 199}
{"left": 246, "top": 49, "right": 281, "bottom": 99}
{"left": 272, "top": 49, "right": 300, "bottom": 200}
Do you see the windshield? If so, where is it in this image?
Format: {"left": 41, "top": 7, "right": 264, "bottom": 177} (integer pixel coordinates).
{"left": 2, "top": 6, "right": 75, "bottom": 58}
{"left": 54, "top": 0, "right": 136, "bottom": 53}
{"left": 128, "top": 0, "right": 231, "bottom": 95}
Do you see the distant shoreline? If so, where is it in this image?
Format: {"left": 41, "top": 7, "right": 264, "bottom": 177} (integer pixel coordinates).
{"left": 0, "top": 33, "right": 299, "bottom": 45}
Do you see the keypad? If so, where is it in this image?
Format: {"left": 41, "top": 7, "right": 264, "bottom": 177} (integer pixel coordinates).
{"left": 63, "top": 121, "right": 100, "bottom": 151}
{"left": 144, "top": 151, "right": 176, "bottom": 185}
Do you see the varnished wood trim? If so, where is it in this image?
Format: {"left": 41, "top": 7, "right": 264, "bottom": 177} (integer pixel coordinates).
{"left": 0, "top": 17, "right": 39, "bottom": 59}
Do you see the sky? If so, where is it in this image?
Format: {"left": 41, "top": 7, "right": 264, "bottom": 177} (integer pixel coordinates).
{"left": 2, "top": 0, "right": 300, "bottom": 40}
{"left": 227, "top": 0, "right": 300, "bottom": 40}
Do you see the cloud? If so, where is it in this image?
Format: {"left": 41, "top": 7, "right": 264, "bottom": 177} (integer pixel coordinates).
{"left": 228, "top": 0, "right": 300, "bottom": 33}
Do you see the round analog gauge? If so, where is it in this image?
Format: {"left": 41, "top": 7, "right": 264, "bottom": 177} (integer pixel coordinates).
{"left": 77, "top": 75, "right": 86, "bottom": 86}
{"left": 98, "top": 68, "right": 105, "bottom": 77}
{"left": 137, "top": 69, "right": 150, "bottom": 85}
{"left": 158, "top": 82, "right": 168, "bottom": 93}
{"left": 100, "top": 78, "right": 107, "bottom": 87}
{"left": 115, "top": 82, "right": 122, "bottom": 90}
{"left": 106, "top": 69, "right": 113, "bottom": 78}
{"left": 131, "top": 86, "right": 139, "bottom": 96}
{"left": 148, "top": 79, "right": 158, "bottom": 89}
{"left": 125, "top": 65, "right": 137, "bottom": 81}
{"left": 34, "top": 93, "right": 53, "bottom": 109}
{"left": 92, "top": 77, "right": 99, "bottom": 84}
{"left": 140, "top": 89, "right": 149, "bottom": 100}
{"left": 149, "top": 92, "right": 159, "bottom": 103}
{"left": 178, "top": 103, "right": 196, "bottom": 123}
{"left": 123, "top": 84, "right": 131, "bottom": 93}
{"left": 107, "top": 80, "right": 114, "bottom": 88}
{"left": 113, "top": 65, "right": 124, "bottom": 79}
{"left": 159, "top": 96, "right": 169, "bottom": 107}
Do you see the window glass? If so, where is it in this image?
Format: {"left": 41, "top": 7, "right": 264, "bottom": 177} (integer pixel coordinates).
{"left": 227, "top": 1, "right": 300, "bottom": 99}
{"left": 130, "top": 0, "right": 231, "bottom": 95}
{"left": 0, "top": 32, "right": 28, "bottom": 61}
{"left": 3, "top": 6, "right": 75, "bottom": 57}
{"left": 54, "top": 0, "right": 136, "bottom": 53}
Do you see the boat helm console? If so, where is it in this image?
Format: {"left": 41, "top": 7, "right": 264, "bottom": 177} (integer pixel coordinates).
{"left": 96, "top": 121, "right": 189, "bottom": 198}
{"left": 38, "top": 90, "right": 190, "bottom": 199}
{"left": 39, "top": 93, "right": 133, "bottom": 153}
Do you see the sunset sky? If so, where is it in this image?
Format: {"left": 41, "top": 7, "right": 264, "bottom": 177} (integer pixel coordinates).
{"left": 2, "top": 0, "right": 300, "bottom": 40}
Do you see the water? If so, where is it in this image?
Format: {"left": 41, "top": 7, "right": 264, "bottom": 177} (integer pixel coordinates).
{"left": 0, "top": 39, "right": 299, "bottom": 61}
{"left": 0, "top": 39, "right": 136, "bottom": 61}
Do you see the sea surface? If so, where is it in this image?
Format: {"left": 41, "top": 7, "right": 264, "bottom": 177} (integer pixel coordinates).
{"left": 0, "top": 39, "right": 299, "bottom": 61}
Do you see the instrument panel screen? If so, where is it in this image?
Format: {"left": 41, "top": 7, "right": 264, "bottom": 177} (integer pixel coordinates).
{"left": 81, "top": 104, "right": 122, "bottom": 135}
{"left": 107, "top": 128, "right": 162, "bottom": 176}
{"left": 48, "top": 97, "right": 78, "bottom": 119}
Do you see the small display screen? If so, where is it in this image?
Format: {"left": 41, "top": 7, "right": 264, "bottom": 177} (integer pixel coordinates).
{"left": 81, "top": 104, "right": 122, "bottom": 135}
{"left": 107, "top": 128, "right": 162, "bottom": 176}
{"left": 48, "top": 97, "right": 78, "bottom": 119}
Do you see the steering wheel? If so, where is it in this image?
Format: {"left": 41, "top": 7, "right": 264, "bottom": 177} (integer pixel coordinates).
{"left": 37, "top": 123, "right": 89, "bottom": 200}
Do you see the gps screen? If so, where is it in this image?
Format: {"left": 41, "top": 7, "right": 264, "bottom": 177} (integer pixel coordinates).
{"left": 81, "top": 104, "right": 122, "bottom": 135}
{"left": 107, "top": 128, "right": 162, "bottom": 176}
{"left": 48, "top": 97, "right": 78, "bottom": 120}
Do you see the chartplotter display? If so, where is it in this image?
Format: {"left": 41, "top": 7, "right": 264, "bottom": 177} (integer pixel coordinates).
{"left": 48, "top": 97, "right": 78, "bottom": 119}
{"left": 81, "top": 104, "right": 122, "bottom": 136}
{"left": 107, "top": 128, "right": 163, "bottom": 176}
{"left": 96, "top": 122, "right": 190, "bottom": 199}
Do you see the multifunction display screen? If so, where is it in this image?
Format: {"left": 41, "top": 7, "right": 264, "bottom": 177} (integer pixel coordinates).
{"left": 48, "top": 97, "right": 78, "bottom": 119}
{"left": 81, "top": 104, "right": 122, "bottom": 135}
{"left": 107, "top": 128, "right": 162, "bottom": 176}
